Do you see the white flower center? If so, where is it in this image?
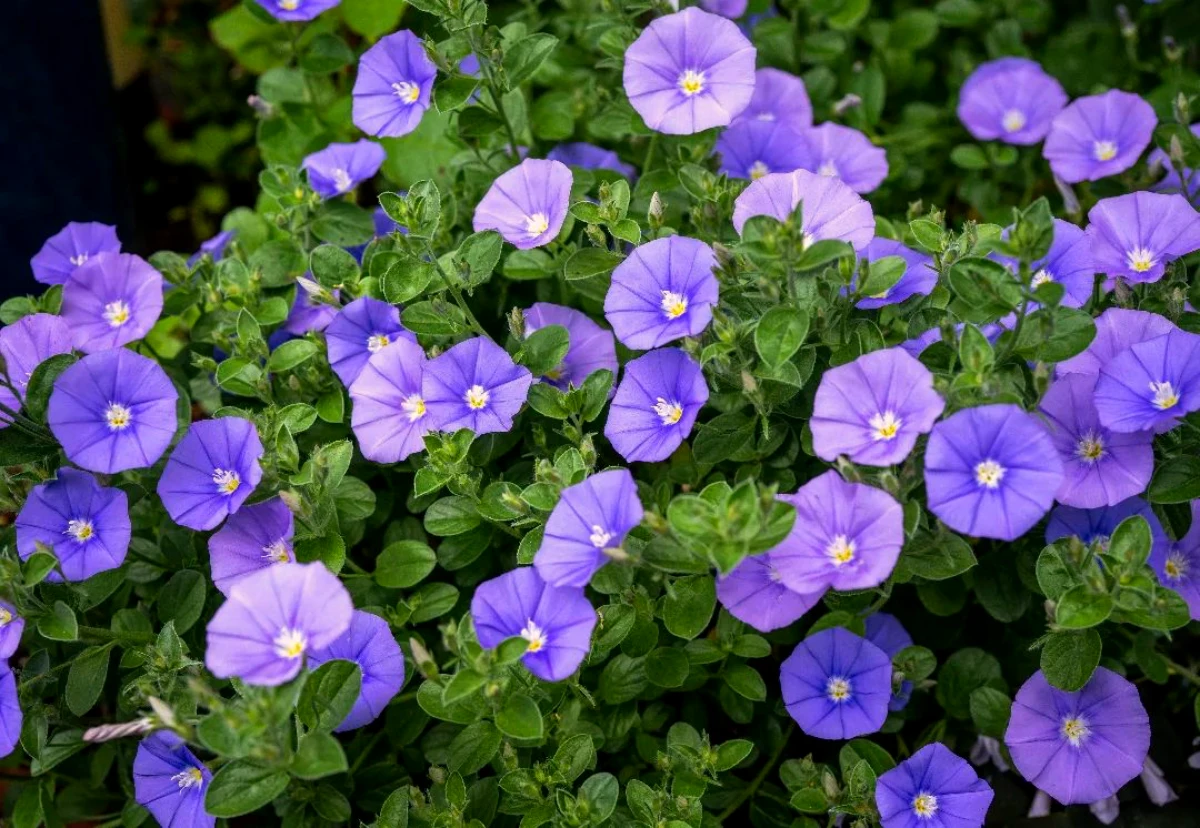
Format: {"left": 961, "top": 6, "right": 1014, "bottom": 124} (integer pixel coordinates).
{"left": 391, "top": 81, "right": 421, "bottom": 103}
{"left": 1061, "top": 715, "right": 1091, "bottom": 747}
{"left": 826, "top": 534, "right": 856, "bottom": 566}
{"left": 103, "top": 300, "right": 131, "bottom": 328}
{"left": 660, "top": 290, "right": 688, "bottom": 319}
{"left": 274, "top": 627, "right": 308, "bottom": 659}
{"left": 279, "top": 0, "right": 300, "bottom": 9}
{"left": 261, "top": 539, "right": 292, "bottom": 564}
{"left": 0, "top": 608, "right": 10, "bottom": 627}
{"left": 524, "top": 212, "right": 550, "bottom": 236}
{"left": 748, "top": 161, "right": 770, "bottom": 180}
{"left": 1150, "top": 381, "right": 1179, "bottom": 410}
{"left": 826, "top": 676, "right": 852, "bottom": 703}
{"left": 817, "top": 159, "right": 839, "bottom": 178}
{"left": 678, "top": 69, "right": 705, "bottom": 96}
{"left": 520, "top": 618, "right": 548, "bottom": 653}
{"left": 1126, "top": 247, "right": 1157, "bottom": 273}
{"left": 172, "top": 767, "right": 205, "bottom": 790}
{"left": 1164, "top": 551, "right": 1188, "bottom": 581}
{"left": 332, "top": 168, "right": 353, "bottom": 194}
{"left": 1002, "top": 109, "right": 1026, "bottom": 133}
{"left": 70, "top": 253, "right": 90, "bottom": 267}
{"left": 1093, "top": 140, "right": 1118, "bottom": 162}
{"left": 105, "top": 402, "right": 132, "bottom": 431}
{"left": 912, "top": 792, "right": 939, "bottom": 819}
{"left": 653, "top": 397, "right": 683, "bottom": 426}
{"left": 212, "top": 468, "right": 241, "bottom": 495}
{"left": 367, "top": 333, "right": 390, "bottom": 353}
{"left": 65, "top": 519, "right": 95, "bottom": 542}
{"left": 1076, "top": 432, "right": 1105, "bottom": 463}
{"left": 974, "top": 459, "right": 1005, "bottom": 488}
{"left": 869, "top": 411, "right": 901, "bottom": 441}
{"left": 1031, "top": 269, "right": 1054, "bottom": 289}
{"left": 464, "top": 385, "right": 490, "bottom": 410}
{"left": 589, "top": 525, "right": 613, "bottom": 548}
{"left": 402, "top": 393, "right": 427, "bottom": 421}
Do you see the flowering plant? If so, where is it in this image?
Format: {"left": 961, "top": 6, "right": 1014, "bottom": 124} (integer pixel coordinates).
{"left": 3, "top": 1, "right": 1200, "bottom": 826}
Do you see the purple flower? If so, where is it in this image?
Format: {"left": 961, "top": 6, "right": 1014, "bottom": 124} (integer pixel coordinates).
{"left": 309, "top": 610, "right": 405, "bottom": 732}
{"left": 876, "top": 743, "right": 994, "bottom": 828}
{"left": 0, "top": 600, "right": 25, "bottom": 659}
{"left": 604, "top": 236, "right": 720, "bottom": 349}
{"left": 471, "top": 567, "right": 597, "bottom": 682}
{"left": 0, "top": 661, "right": 19, "bottom": 758}
{"left": 133, "top": 732, "right": 215, "bottom": 828}
{"left": 423, "top": 337, "right": 533, "bottom": 435}
{"left": 1045, "top": 496, "right": 1168, "bottom": 557}
{"left": 1039, "top": 373, "right": 1153, "bottom": 508}
{"left": 604, "top": 348, "right": 708, "bottom": 462}
{"left": 524, "top": 303, "right": 618, "bottom": 390}
{"left": 0, "top": 313, "right": 72, "bottom": 427}
{"left": 864, "top": 612, "right": 913, "bottom": 711}
{"left": 157, "top": 418, "right": 264, "bottom": 531}
{"left": 61, "top": 252, "right": 163, "bottom": 353}
{"left": 853, "top": 239, "right": 937, "bottom": 309}
{"left": 1094, "top": 329, "right": 1200, "bottom": 433}
{"left": 622, "top": 8, "right": 756, "bottom": 135}
{"left": 732, "top": 170, "right": 875, "bottom": 252}
{"left": 957, "top": 57, "right": 1067, "bottom": 145}
{"left": 16, "top": 467, "right": 130, "bottom": 582}
{"left": 1086, "top": 192, "right": 1200, "bottom": 285}
{"left": 547, "top": 143, "right": 636, "bottom": 178}
{"left": 781, "top": 627, "right": 893, "bottom": 740}
{"left": 769, "top": 471, "right": 904, "bottom": 593}
{"left": 794, "top": 123, "right": 889, "bottom": 193}
{"left": 924, "top": 404, "right": 1064, "bottom": 540}
{"left": 353, "top": 30, "right": 437, "bottom": 138}
{"left": 1043, "top": 90, "right": 1157, "bottom": 183}
{"left": 473, "top": 159, "right": 573, "bottom": 250}
{"left": 995, "top": 218, "right": 1096, "bottom": 308}
{"left": 730, "top": 68, "right": 812, "bottom": 133}
{"left": 30, "top": 221, "right": 121, "bottom": 286}
{"left": 714, "top": 120, "right": 808, "bottom": 181}
{"left": 284, "top": 280, "right": 340, "bottom": 335}
{"left": 810, "top": 347, "right": 945, "bottom": 467}
{"left": 349, "top": 338, "right": 431, "bottom": 463}
{"left": 1006, "top": 668, "right": 1150, "bottom": 805}
{"left": 253, "top": 0, "right": 341, "bottom": 21}
{"left": 47, "top": 349, "right": 179, "bottom": 474}
{"left": 325, "top": 296, "right": 417, "bottom": 387}
{"left": 303, "top": 140, "right": 386, "bottom": 200}
{"left": 700, "top": 0, "right": 748, "bottom": 16}
{"left": 208, "top": 498, "right": 295, "bottom": 597}
{"left": 206, "top": 562, "right": 353, "bottom": 686}
{"left": 1057, "top": 308, "right": 1175, "bottom": 379}
{"left": 1150, "top": 123, "right": 1200, "bottom": 198}
{"left": 535, "top": 469, "right": 644, "bottom": 587}
{"left": 188, "top": 230, "right": 236, "bottom": 267}
{"left": 716, "top": 553, "right": 822, "bottom": 632}
{"left": 1150, "top": 500, "right": 1200, "bottom": 620}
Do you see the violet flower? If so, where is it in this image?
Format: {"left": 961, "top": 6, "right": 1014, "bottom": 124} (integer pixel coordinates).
{"left": 0, "top": 600, "right": 24, "bottom": 659}
{"left": 1150, "top": 123, "right": 1200, "bottom": 198}
{"left": 30, "top": 221, "right": 121, "bottom": 285}
{"left": 472, "top": 159, "right": 573, "bottom": 250}
{"left": 188, "top": 230, "right": 236, "bottom": 267}
{"left": 1085, "top": 191, "right": 1200, "bottom": 284}
{"left": 524, "top": 303, "right": 618, "bottom": 390}
{"left": 1150, "top": 500, "right": 1200, "bottom": 620}
{"left": 730, "top": 68, "right": 812, "bottom": 134}
{"left": 208, "top": 498, "right": 295, "bottom": 597}
{"left": 794, "top": 123, "right": 889, "bottom": 193}
{"left": 16, "top": 467, "right": 131, "bottom": 582}
{"left": 254, "top": 0, "right": 341, "bottom": 21}
{"left": 309, "top": 610, "right": 406, "bottom": 732}
{"left": 716, "top": 553, "right": 823, "bottom": 632}
{"left": 957, "top": 57, "right": 1067, "bottom": 145}
{"left": 876, "top": 743, "right": 994, "bottom": 828}
{"left": 60, "top": 252, "right": 163, "bottom": 353}
{"left": 604, "top": 236, "right": 720, "bottom": 349}
{"left": 423, "top": 336, "right": 533, "bottom": 435}
{"left": 0, "top": 662, "right": 19, "bottom": 758}
{"left": 353, "top": 30, "right": 437, "bottom": 138}
{"left": 283, "top": 280, "right": 340, "bottom": 335}
{"left": 157, "top": 418, "right": 264, "bottom": 531}
{"left": 535, "top": 468, "right": 644, "bottom": 587}
{"left": 604, "top": 348, "right": 708, "bottom": 462}
{"left": 781, "top": 627, "right": 893, "bottom": 740}
{"left": 1094, "top": 329, "right": 1200, "bottom": 433}
{"left": 1045, "top": 497, "right": 1169, "bottom": 561}
{"left": 732, "top": 169, "right": 875, "bottom": 252}
{"left": 853, "top": 238, "right": 937, "bottom": 309}
{"left": 547, "top": 143, "right": 636, "bottom": 178}
{"left": 0, "top": 313, "right": 72, "bottom": 427}
{"left": 998, "top": 218, "right": 1096, "bottom": 307}
{"left": 350, "top": 338, "right": 431, "bottom": 463}
{"left": 714, "top": 120, "right": 808, "bottom": 181}
{"left": 133, "top": 731, "right": 215, "bottom": 828}
{"left": 325, "top": 296, "right": 417, "bottom": 387}
{"left": 864, "top": 612, "right": 913, "bottom": 711}
{"left": 1043, "top": 90, "right": 1157, "bottom": 183}
{"left": 1057, "top": 308, "right": 1175, "bottom": 379}
{"left": 303, "top": 140, "right": 386, "bottom": 200}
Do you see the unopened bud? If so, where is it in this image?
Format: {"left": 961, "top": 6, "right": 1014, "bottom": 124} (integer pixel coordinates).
{"left": 1164, "top": 36, "right": 1182, "bottom": 63}
{"left": 1170, "top": 135, "right": 1186, "bottom": 166}
{"left": 247, "top": 94, "right": 274, "bottom": 117}
{"left": 409, "top": 637, "right": 439, "bottom": 679}
{"left": 147, "top": 697, "right": 178, "bottom": 730}
{"left": 1053, "top": 175, "right": 1081, "bottom": 218}
{"left": 833, "top": 93, "right": 862, "bottom": 116}
{"left": 1116, "top": 5, "right": 1135, "bottom": 37}
{"left": 508, "top": 307, "right": 526, "bottom": 341}
{"left": 83, "top": 718, "right": 154, "bottom": 743}
{"left": 648, "top": 192, "right": 665, "bottom": 229}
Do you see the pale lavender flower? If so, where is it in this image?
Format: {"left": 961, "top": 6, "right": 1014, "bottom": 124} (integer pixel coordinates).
{"left": 349, "top": 338, "right": 431, "bottom": 463}
{"left": 604, "top": 348, "right": 708, "bottom": 462}
{"left": 30, "top": 221, "right": 121, "bottom": 286}
{"left": 732, "top": 169, "right": 875, "bottom": 251}
{"left": 730, "top": 68, "right": 812, "bottom": 133}
{"left": 60, "top": 252, "right": 164, "bottom": 353}
{"left": 1043, "top": 90, "right": 1157, "bottom": 183}
{"left": 473, "top": 159, "right": 573, "bottom": 250}
{"left": 535, "top": 469, "right": 643, "bottom": 587}
{"left": 422, "top": 337, "right": 533, "bottom": 435}
{"left": 157, "top": 418, "right": 264, "bottom": 531}
{"left": 714, "top": 120, "right": 808, "bottom": 181}
{"left": 794, "top": 123, "right": 889, "bottom": 193}
{"left": 1085, "top": 191, "right": 1200, "bottom": 284}
{"left": 0, "top": 313, "right": 72, "bottom": 427}
{"left": 604, "top": 236, "right": 720, "bottom": 349}
{"left": 353, "top": 30, "right": 438, "bottom": 138}
{"left": 957, "top": 58, "right": 1067, "bottom": 145}
{"left": 303, "top": 140, "right": 386, "bottom": 200}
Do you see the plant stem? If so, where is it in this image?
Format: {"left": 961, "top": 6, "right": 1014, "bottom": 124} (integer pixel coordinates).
{"left": 716, "top": 721, "right": 795, "bottom": 823}
{"left": 1166, "top": 658, "right": 1200, "bottom": 687}
{"left": 78, "top": 625, "right": 154, "bottom": 646}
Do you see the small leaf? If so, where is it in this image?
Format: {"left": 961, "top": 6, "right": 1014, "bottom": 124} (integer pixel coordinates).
{"left": 298, "top": 659, "right": 363, "bottom": 733}
{"left": 65, "top": 646, "right": 111, "bottom": 717}
{"left": 496, "top": 693, "right": 544, "bottom": 740}
{"left": 291, "top": 732, "right": 348, "bottom": 779}
{"left": 1040, "top": 629, "right": 1102, "bottom": 691}
{"left": 205, "top": 761, "right": 290, "bottom": 817}
{"left": 37, "top": 601, "right": 78, "bottom": 642}
{"left": 754, "top": 307, "right": 809, "bottom": 368}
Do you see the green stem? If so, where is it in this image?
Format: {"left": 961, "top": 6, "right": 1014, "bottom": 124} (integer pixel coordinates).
{"left": 1166, "top": 658, "right": 1200, "bottom": 687}
{"left": 716, "top": 721, "right": 795, "bottom": 823}
{"left": 642, "top": 134, "right": 659, "bottom": 173}
{"left": 78, "top": 625, "right": 154, "bottom": 646}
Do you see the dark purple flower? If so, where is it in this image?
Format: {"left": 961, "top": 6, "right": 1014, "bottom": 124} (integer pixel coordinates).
{"left": 47, "top": 349, "right": 179, "bottom": 473}
{"left": 524, "top": 303, "right": 618, "bottom": 390}
{"left": 1150, "top": 123, "right": 1200, "bottom": 198}
{"left": 1057, "top": 308, "right": 1175, "bottom": 379}
{"left": 325, "top": 296, "right": 417, "bottom": 387}
{"left": 853, "top": 239, "right": 937, "bottom": 309}
{"left": 604, "top": 348, "right": 708, "bottom": 462}
{"left": 794, "top": 123, "right": 889, "bottom": 193}
{"left": 547, "top": 143, "right": 636, "bottom": 178}
{"left": 471, "top": 567, "right": 597, "bottom": 682}
{"left": 732, "top": 170, "right": 875, "bottom": 252}
{"left": 864, "top": 612, "right": 913, "bottom": 711}
{"left": 1006, "top": 668, "right": 1150, "bottom": 805}
{"left": 30, "top": 221, "right": 121, "bottom": 286}
{"left": 0, "top": 599, "right": 22, "bottom": 659}
{"left": 1086, "top": 192, "right": 1200, "bottom": 284}
{"left": 924, "top": 404, "right": 1063, "bottom": 540}
{"left": 157, "top": 418, "right": 264, "bottom": 531}
{"left": 1094, "top": 329, "right": 1200, "bottom": 433}
{"left": 188, "top": 230, "right": 236, "bottom": 267}
{"left": 253, "top": 0, "right": 341, "bottom": 21}
{"left": 473, "top": 159, "right": 573, "bottom": 250}
{"left": 769, "top": 471, "right": 904, "bottom": 593}
{"left": 876, "top": 742, "right": 994, "bottom": 828}
{"left": 283, "top": 279, "right": 340, "bottom": 335}
{"left": 133, "top": 731, "right": 215, "bottom": 828}
{"left": 781, "top": 627, "right": 893, "bottom": 740}
{"left": 208, "top": 498, "right": 295, "bottom": 597}
{"left": 206, "top": 562, "right": 353, "bottom": 686}
{"left": 1040, "top": 373, "right": 1154, "bottom": 508}
{"left": 1045, "top": 497, "right": 1169, "bottom": 560}
{"left": 349, "top": 338, "right": 431, "bottom": 463}
{"left": 0, "top": 661, "right": 19, "bottom": 758}
{"left": 423, "top": 336, "right": 533, "bottom": 435}
{"left": 1043, "top": 90, "right": 1157, "bottom": 183}
{"left": 309, "top": 610, "right": 405, "bottom": 732}
{"left": 303, "top": 140, "right": 386, "bottom": 200}
{"left": 714, "top": 120, "right": 808, "bottom": 181}
{"left": 957, "top": 57, "right": 1067, "bottom": 145}
{"left": 535, "top": 469, "right": 644, "bottom": 587}
{"left": 716, "top": 552, "right": 822, "bottom": 632}
{"left": 353, "top": 30, "right": 437, "bottom": 138}
{"left": 810, "top": 347, "right": 945, "bottom": 467}
{"left": 623, "top": 8, "right": 756, "bottom": 135}
{"left": 61, "top": 252, "right": 163, "bottom": 353}
{"left": 730, "top": 68, "right": 812, "bottom": 133}
{"left": 1150, "top": 500, "right": 1200, "bottom": 620}
{"left": 0, "top": 313, "right": 72, "bottom": 427}
{"left": 16, "top": 467, "right": 130, "bottom": 582}
{"left": 604, "top": 236, "right": 720, "bottom": 349}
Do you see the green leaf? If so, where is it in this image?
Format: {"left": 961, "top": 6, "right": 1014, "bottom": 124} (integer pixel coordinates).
{"left": 663, "top": 576, "right": 716, "bottom": 640}
{"left": 268, "top": 339, "right": 320, "bottom": 372}
{"left": 23, "top": 353, "right": 77, "bottom": 422}
{"left": 936, "top": 648, "right": 1004, "bottom": 719}
{"left": 796, "top": 239, "right": 853, "bottom": 270}
{"left": 376, "top": 253, "right": 437, "bottom": 304}
{"left": 23, "top": 550, "right": 58, "bottom": 587}
{"left": 645, "top": 647, "right": 689, "bottom": 688}
{"left": 1013, "top": 308, "right": 1095, "bottom": 363}
{"left": 298, "top": 659, "right": 363, "bottom": 733}
{"left": 442, "top": 670, "right": 487, "bottom": 705}
{"left": 1055, "top": 586, "right": 1113, "bottom": 629}
{"left": 754, "top": 307, "right": 809, "bottom": 368}
{"left": 714, "top": 739, "right": 754, "bottom": 771}
{"left": 458, "top": 231, "right": 504, "bottom": 287}
{"left": 424, "top": 496, "right": 481, "bottom": 536}
{"left": 376, "top": 540, "right": 437, "bottom": 588}
{"left": 408, "top": 583, "right": 460, "bottom": 623}
{"left": 504, "top": 34, "right": 559, "bottom": 87}
{"left": 65, "top": 645, "right": 111, "bottom": 716}
{"left": 1040, "top": 629, "right": 1102, "bottom": 691}
{"left": 0, "top": 428, "right": 60, "bottom": 466}
{"left": 896, "top": 533, "right": 977, "bottom": 581}
{"left": 313, "top": 201, "right": 375, "bottom": 247}
{"left": 1148, "top": 456, "right": 1200, "bottom": 503}
{"left": 448, "top": 721, "right": 502, "bottom": 775}
{"left": 723, "top": 664, "right": 766, "bottom": 701}
{"left": 895, "top": 645, "right": 937, "bottom": 682}
{"left": 309, "top": 244, "right": 361, "bottom": 289}
{"left": 968, "top": 687, "right": 1012, "bottom": 738}
{"left": 578, "top": 773, "right": 619, "bottom": 825}
{"left": 401, "top": 300, "right": 468, "bottom": 336}
{"left": 691, "top": 411, "right": 756, "bottom": 466}
{"left": 552, "top": 734, "right": 596, "bottom": 784}
{"left": 340, "top": 0, "right": 407, "bottom": 38}
{"left": 949, "top": 144, "right": 989, "bottom": 170}
{"left": 37, "top": 601, "right": 78, "bottom": 642}
{"left": 291, "top": 732, "right": 348, "bottom": 779}
{"left": 157, "top": 570, "right": 207, "bottom": 634}
{"left": 564, "top": 248, "right": 622, "bottom": 281}
{"left": 436, "top": 76, "right": 481, "bottom": 112}
{"left": 948, "top": 257, "right": 1022, "bottom": 319}
{"left": 205, "top": 761, "right": 290, "bottom": 817}
{"left": 376, "top": 786, "right": 411, "bottom": 828}
{"left": 1109, "top": 516, "right": 1152, "bottom": 569}
{"left": 520, "top": 324, "right": 570, "bottom": 377}
{"left": 300, "top": 33, "right": 354, "bottom": 74}
{"left": 496, "top": 693, "right": 544, "bottom": 740}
